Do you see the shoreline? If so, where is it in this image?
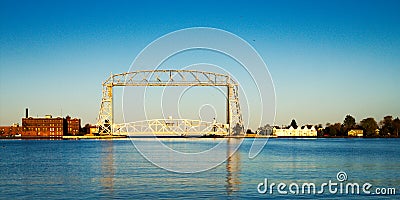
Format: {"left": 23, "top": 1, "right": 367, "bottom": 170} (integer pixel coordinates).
{"left": 1, "top": 135, "right": 398, "bottom": 140}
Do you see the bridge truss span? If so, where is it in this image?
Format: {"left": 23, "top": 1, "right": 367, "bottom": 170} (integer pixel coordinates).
{"left": 97, "top": 69, "right": 244, "bottom": 136}
{"left": 113, "top": 119, "right": 228, "bottom": 136}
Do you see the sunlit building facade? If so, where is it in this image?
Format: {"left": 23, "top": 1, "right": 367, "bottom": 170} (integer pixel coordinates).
{"left": 66, "top": 116, "right": 81, "bottom": 135}
{"left": 22, "top": 116, "right": 65, "bottom": 137}
{"left": 20, "top": 114, "right": 81, "bottom": 137}
{"left": 273, "top": 125, "right": 317, "bottom": 137}
{"left": 348, "top": 129, "right": 363, "bottom": 137}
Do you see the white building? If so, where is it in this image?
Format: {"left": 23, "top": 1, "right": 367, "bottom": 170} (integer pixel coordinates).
{"left": 273, "top": 125, "right": 317, "bottom": 137}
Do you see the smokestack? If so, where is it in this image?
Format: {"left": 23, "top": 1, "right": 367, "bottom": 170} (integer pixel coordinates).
{"left": 25, "top": 108, "right": 28, "bottom": 118}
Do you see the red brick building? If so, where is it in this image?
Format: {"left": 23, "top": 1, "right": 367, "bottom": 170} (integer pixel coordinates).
{"left": 22, "top": 116, "right": 65, "bottom": 138}
{"left": 20, "top": 115, "right": 81, "bottom": 137}
{"left": 66, "top": 116, "right": 81, "bottom": 135}
{"left": 0, "top": 108, "right": 82, "bottom": 138}
{"left": 0, "top": 124, "right": 22, "bottom": 137}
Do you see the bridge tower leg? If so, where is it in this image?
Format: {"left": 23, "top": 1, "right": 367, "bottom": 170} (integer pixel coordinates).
{"left": 98, "top": 81, "right": 114, "bottom": 135}
{"left": 227, "top": 85, "right": 233, "bottom": 135}
{"left": 108, "top": 85, "right": 113, "bottom": 135}
{"left": 228, "top": 84, "right": 244, "bottom": 136}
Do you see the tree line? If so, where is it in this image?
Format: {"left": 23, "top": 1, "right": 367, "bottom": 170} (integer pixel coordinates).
{"left": 253, "top": 115, "right": 400, "bottom": 137}
{"left": 317, "top": 115, "right": 400, "bottom": 137}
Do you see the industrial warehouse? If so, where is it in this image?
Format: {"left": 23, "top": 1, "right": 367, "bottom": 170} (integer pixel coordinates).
{"left": 0, "top": 108, "right": 81, "bottom": 138}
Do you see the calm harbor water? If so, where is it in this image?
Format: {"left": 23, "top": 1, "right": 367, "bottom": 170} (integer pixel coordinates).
{"left": 0, "top": 138, "right": 399, "bottom": 199}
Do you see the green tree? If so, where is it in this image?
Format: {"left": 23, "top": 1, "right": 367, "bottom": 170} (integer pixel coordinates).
{"left": 331, "top": 123, "right": 342, "bottom": 137}
{"left": 315, "top": 124, "right": 323, "bottom": 137}
{"left": 360, "top": 117, "right": 378, "bottom": 137}
{"left": 343, "top": 115, "right": 356, "bottom": 134}
{"left": 323, "top": 123, "right": 342, "bottom": 137}
{"left": 246, "top": 129, "right": 253, "bottom": 134}
{"left": 328, "top": 125, "right": 336, "bottom": 136}
{"left": 290, "top": 119, "right": 298, "bottom": 129}
{"left": 380, "top": 116, "right": 394, "bottom": 137}
{"left": 393, "top": 117, "right": 400, "bottom": 137}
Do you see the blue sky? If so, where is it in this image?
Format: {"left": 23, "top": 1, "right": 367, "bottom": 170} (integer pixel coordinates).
{"left": 1, "top": 0, "right": 399, "bottom": 129}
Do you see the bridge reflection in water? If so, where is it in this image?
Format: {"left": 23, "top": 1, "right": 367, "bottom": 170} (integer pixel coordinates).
{"left": 100, "top": 141, "right": 115, "bottom": 196}
{"left": 98, "top": 138, "right": 242, "bottom": 197}
{"left": 226, "top": 139, "right": 241, "bottom": 196}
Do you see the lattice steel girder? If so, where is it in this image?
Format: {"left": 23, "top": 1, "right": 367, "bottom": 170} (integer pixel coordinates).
{"left": 113, "top": 119, "right": 228, "bottom": 136}
{"left": 97, "top": 69, "right": 244, "bottom": 135}
{"left": 105, "top": 70, "right": 237, "bottom": 86}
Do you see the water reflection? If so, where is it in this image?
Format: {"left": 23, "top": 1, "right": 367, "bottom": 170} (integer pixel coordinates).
{"left": 101, "top": 140, "right": 115, "bottom": 195}
{"left": 225, "top": 139, "right": 241, "bottom": 196}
